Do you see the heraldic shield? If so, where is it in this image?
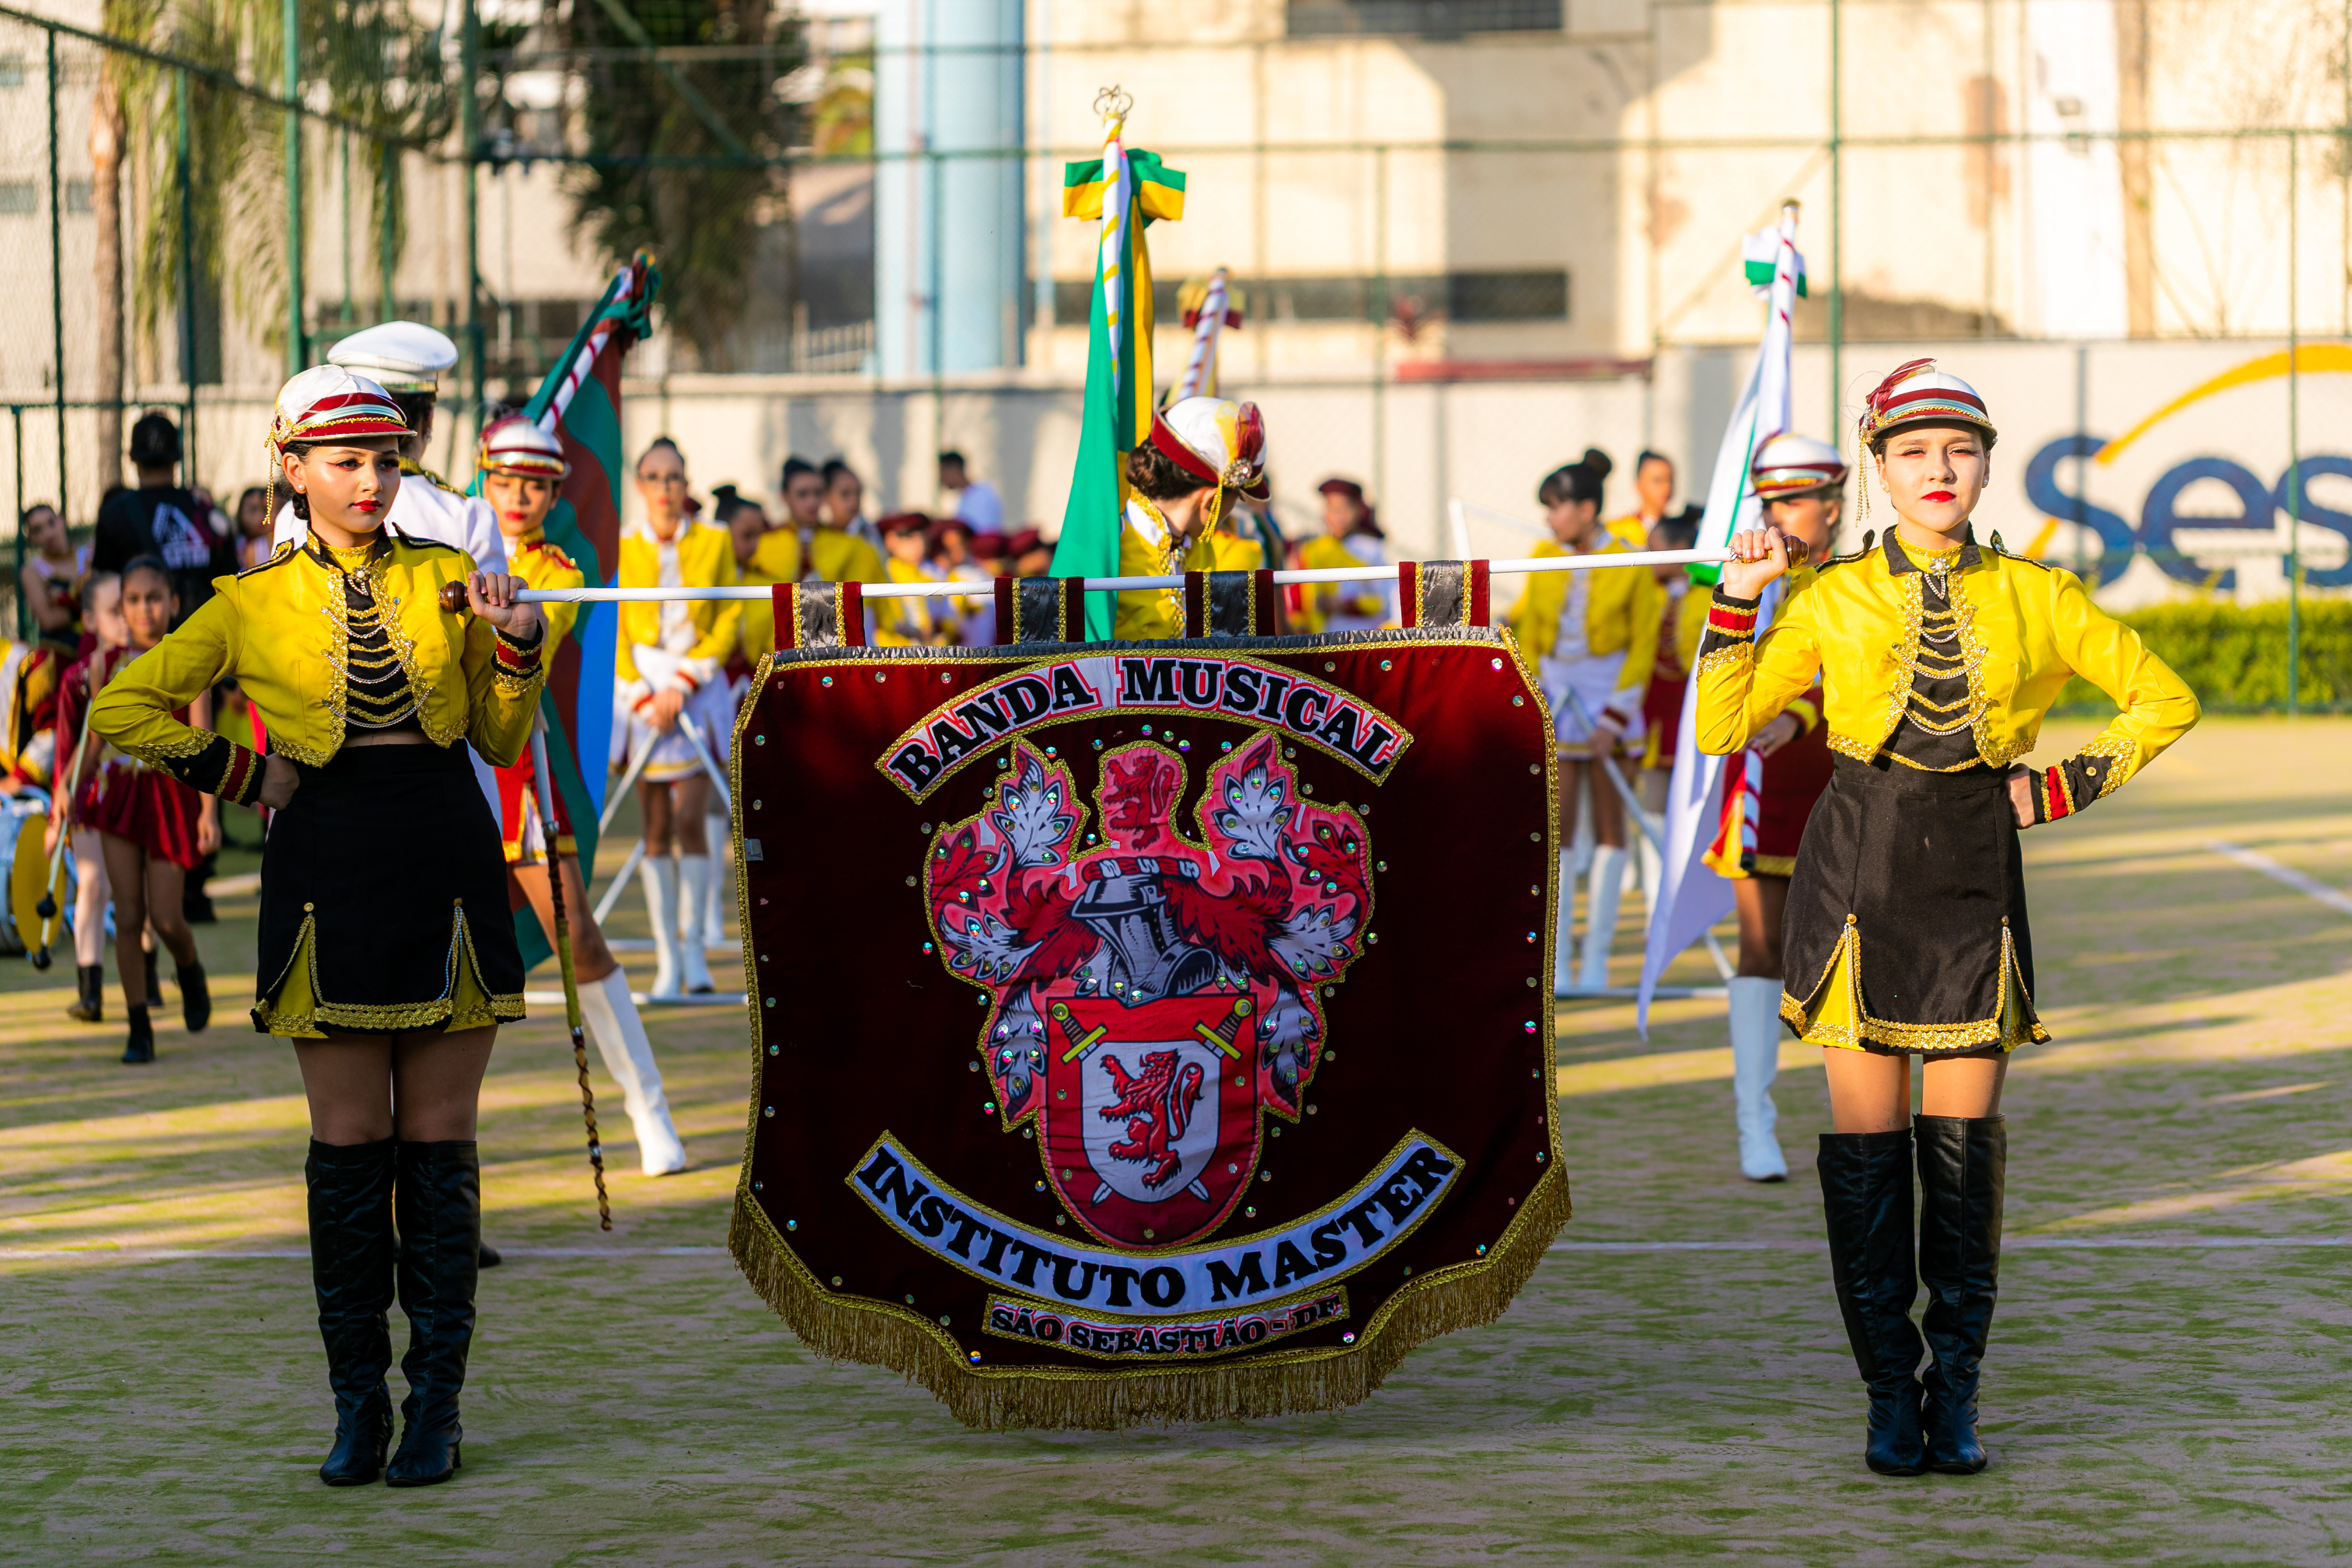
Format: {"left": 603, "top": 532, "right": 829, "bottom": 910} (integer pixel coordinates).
{"left": 729, "top": 612, "right": 1572, "bottom": 1432}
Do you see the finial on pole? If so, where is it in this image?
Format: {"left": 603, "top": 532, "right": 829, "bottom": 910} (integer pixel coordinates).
{"left": 1093, "top": 84, "right": 1134, "bottom": 121}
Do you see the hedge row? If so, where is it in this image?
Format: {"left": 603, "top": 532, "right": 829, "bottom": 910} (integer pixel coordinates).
{"left": 2053, "top": 599, "right": 2352, "bottom": 714}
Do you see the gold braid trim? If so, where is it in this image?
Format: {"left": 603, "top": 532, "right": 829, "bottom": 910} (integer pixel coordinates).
{"left": 2079, "top": 731, "right": 2138, "bottom": 798}
{"left": 1780, "top": 920, "right": 2049, "bottom": 1053}
{"left": 728, "top": 1165, "right": 1569, "bottom": 1431}
{"left": 1693, "top": 643, "right": 1753, "bottom": 682}
{"left": 116, "top": 727, "right": 214, "bottom": 769}
{"left": 252, "top": 907, "right": 524, "bottom": 1038}
{"left": 1827, "top": 732, "right": 1878, "bottom": 763}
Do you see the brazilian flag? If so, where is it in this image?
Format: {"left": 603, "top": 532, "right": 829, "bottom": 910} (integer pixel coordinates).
{"left": 1052, "top": 144, "right": 1184, "bottom": 640}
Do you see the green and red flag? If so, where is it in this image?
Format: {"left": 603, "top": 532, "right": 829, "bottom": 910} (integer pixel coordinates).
{"left": 1051, "top": 111, "right": 1184, "bottom": 639}
{"left": 494, "top": 252, "right": 659, "bottom": 967}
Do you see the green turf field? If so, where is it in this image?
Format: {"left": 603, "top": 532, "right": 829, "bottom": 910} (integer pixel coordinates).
{"left": 5, "top": 717, "right": 2349, "bottom": 1565}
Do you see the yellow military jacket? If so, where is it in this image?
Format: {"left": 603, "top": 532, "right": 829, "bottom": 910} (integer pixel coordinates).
{"left": 873, "top": 557, "right": 944, "bottom": 647}
{"left": 1208, "top": 527, "right": 1267, "bottom": 573}
{"left": 757, "top": 524, "right": 883, "bottom": 587}
{"left": 1603, "top": 513, "right": 1652, "bottom": 549}
{"left": 85, "top": 530, "right": 545, "bottom": 797}
{"left": 1694, "top": 530, "right": 2199, "bottom": 798}
{"left": 1291, "top": 532, "right": 1388, "bottom": 631}
{"left": 1505, "top": 537, "right": 1664, "bottom": 693}
{"left": 615, "top": 519, "right": 739, "bottom": 690}
{"left": 504, "top": 531, "right": 585, "bottom": 648}
{"left": 1115, "top": 500, "right": 1217, "bottom": 641}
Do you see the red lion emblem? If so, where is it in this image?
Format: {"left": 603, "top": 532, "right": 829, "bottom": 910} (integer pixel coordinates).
{"left": 1099, "top": 1050, "right": 1207, "bottom": 1190}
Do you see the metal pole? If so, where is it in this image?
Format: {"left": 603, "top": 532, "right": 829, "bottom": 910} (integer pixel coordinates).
{"left": 1827, "top": 0, "right": 1843, "bottom": 437}
{"left": 1372, "top": 143, "right": 1387, "bottom": 525}
{"left": 2287, "top": 133, "right": 2302, "bottom": 719}
{"left": 178, "top": 68, "right": 197, "bottom": 483}
{"left": 338, "top": 129, "right": 354, "bottom": 327}
{"left": 461, "top": 0, "right": 483, "bottom": 446}
{"left": 45, "top": 29, "right": 64, "bottom": 548}
{"left": 284, "top": 0, "right": 303, "bottom": 377}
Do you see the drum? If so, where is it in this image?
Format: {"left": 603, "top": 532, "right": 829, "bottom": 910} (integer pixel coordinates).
{"left": 0, "top": 793, "right": 65, "bottom": 958}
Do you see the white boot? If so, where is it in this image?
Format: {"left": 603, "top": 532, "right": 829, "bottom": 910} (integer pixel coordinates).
{"left": 675, "top": 854, "right": 717, "bottom": 993}
{"left": 1729, "top": 975, "right": 1790, "bottom": 1181}
{"left": 704, "top": 809, "right": 731, "bottom": 944}
{"left": 1552, "top": 850, "right": 1577, "bottom": 994}
{"left": 579, "top": 968, "right": 688, "bottom": 1175}
{"left": 1577, "top": 845, "right": 1627, "bottom": 992}
{"left": 641, "top": 854, "right": 682, "bottom": 1000}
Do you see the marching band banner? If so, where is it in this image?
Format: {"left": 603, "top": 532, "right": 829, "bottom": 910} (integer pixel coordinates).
{"left": 728, "top": 613, "right": 1571, "bottom": 1429}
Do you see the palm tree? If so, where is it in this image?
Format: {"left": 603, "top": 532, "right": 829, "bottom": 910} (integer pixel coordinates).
{"left": 564, "top": 0, "right": 800, "bottom": 370}
{"left": 95, "top": 0, "right": 453, "bottom": 435}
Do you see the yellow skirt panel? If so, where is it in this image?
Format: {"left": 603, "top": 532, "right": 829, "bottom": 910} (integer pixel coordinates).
{"left": 1780, "top": 919, "right": 2047, "bottom": 1055}
{"left": 254, "top": 906, "right": 522, "bottom": 1039}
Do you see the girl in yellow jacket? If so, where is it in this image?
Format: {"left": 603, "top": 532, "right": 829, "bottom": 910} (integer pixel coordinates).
{"left": 478, "top": 417, "right": 685, "bottom": 1176}
{"left": 87, "top": 366, "right": 548, "bottom": 1489}
{"left": 1113, "top": 396, "right": 1267, "bottom": 640}
{"left": 1700, "top": 361, "right": 2198, "bottom": 1478}
{"left": 616, "top": 436, "right": 739, "bottom": 997}
{"left": 1506, "top": 454, "right": 1663, "bottom": 993}
{"left": 1295, "top": 478, "right": 1389, "bottom": 631}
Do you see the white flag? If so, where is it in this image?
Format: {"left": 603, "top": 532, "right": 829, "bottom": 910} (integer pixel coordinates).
{"left": 1636, "top": 205, "right": 1803, "bottom": 1035}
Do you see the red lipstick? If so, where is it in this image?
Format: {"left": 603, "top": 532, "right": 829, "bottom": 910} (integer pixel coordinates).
{"left": 1923, "top": 490, "right": 1954, "bottom": 503}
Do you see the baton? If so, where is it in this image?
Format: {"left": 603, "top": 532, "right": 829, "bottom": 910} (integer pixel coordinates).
{"left": 532, "top": 721, "right": 611, "bottom": 1231}
{"left": 33, "top": 716, "right": 105, "bottom": 970}
{"left": 674, "top": 711, "right": 734, "bottom": 812}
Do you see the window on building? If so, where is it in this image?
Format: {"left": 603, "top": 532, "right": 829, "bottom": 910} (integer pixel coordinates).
{"left": 0, "top": 181, "right": 37, "bottom": 215}
{"left": 1287, "top": 0, "right": 1564, "bottom": 37}
{"left": 1052, "top": 268, "right": 1570, "bottom": 327}
{"left": 64, "top": 178, "right": 89, "bottom": 215}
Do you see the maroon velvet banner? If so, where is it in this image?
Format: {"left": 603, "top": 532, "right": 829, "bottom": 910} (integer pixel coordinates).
{"left": 728, "top": 628, "right": 1570, "bottom": 1429}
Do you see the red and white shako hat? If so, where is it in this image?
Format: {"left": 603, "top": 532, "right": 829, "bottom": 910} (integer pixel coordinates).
{"left": 1148, "top": 395, "right": 1271, "bottom": 503}
{"left": 1857, "top": 359, "right": 1997, "bottom": 448}
{"left": 477, "top": 414, "right": 570, "bottom": 481}
{"left": 1750, "top": 433, "right": 1849, "bottom": 499}
{"left": 271, "top": 364, "right": 409, "bottom": 453}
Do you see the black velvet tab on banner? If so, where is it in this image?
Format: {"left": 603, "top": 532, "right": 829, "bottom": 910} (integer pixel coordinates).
{"left": 789, "top": 581, "right": 870, "bottom": 649}
{"left": 997, "top": 576, "right": 1085, "bottom": 644}
{"left": 1400, "top": 560, "right": 1490, "bottom": 629}
{"left": 1183, "top": 570, "right": 1272, "bottom": 637}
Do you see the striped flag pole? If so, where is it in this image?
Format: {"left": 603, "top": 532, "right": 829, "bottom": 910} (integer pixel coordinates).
{"left": 1636, "top": 202, "right": 1804, "bottom": 1035}
{"left": 1170, "top": 268, "right": 1232, "bottom": 404}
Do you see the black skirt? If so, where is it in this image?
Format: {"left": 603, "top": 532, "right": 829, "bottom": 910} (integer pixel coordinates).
{"left": 1778, "top": 754, "right": 2045, "bottom": 1056}
{"left": 252, "top": 741, "right": 525, "bottom": 1038}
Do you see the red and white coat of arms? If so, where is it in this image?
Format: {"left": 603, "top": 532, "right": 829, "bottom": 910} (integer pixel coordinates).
{"left": 924, "top": 736, "right": 1373, "bottom": 1250}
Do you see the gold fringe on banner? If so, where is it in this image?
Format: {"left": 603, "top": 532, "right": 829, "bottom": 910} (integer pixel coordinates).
{"left": 727, "top": 1166, "right": 1571, "bottom": 1432}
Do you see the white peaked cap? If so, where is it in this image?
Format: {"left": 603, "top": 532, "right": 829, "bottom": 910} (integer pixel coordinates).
{"left": 328, "top": 321, "right": 461, "bottom": 394}
{"left": 477, "top": 414, "right": 569, "bottom": 480}
{"left": 1751, "top": 433, "right": 1849, "bottom": 497}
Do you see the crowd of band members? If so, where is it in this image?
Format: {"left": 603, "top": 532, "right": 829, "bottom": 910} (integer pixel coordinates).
{"left": 9, "top": 409, "right": 1706, "bottom": 1060}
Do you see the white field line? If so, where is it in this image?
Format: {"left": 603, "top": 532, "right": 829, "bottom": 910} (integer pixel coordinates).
{"left": 1554, "top": 1238, "right": 2352, "bottom": 1252}
{"left": 2208, "top": 839, "right": 2352, "bottom": 917}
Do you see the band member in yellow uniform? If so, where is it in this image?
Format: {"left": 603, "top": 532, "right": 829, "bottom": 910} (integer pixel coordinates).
{"left": 477, "top": 417, "right": 686, "bottom": 1176}
{"left": 1113, "top": 396, "right": 1268, "bottom": 640}
{"left": 1705, "top": 434, "right": 1847, "bottom": 1184}
{"left": 874, "top": 511, "right": 947, "bottom": 646}
{"left": 1605, "top": 448, "right": 1673, "bottom": 547}
{"left": 1698, "top": 361, "right": 2198, "bottom": 1478}
{"left": 88, "top": 366, "right": 548, "bottom": 1489}
{"left": 1507, "top": 453, "right": 1662, "bottom": 993}
{"left": 616, "top": 437, "right": 739, "bottom": 998}
{"left": 1295, "top": 477, "right": 1389, "bottom": 631}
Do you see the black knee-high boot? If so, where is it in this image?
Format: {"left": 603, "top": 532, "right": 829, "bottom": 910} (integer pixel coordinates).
{"left": 386, "top": 1140, "right": 481, "bottom": 1487}
{"left": 1819, "top": 1127, "right": 1926, "bottom": 1476}
{"left": 306, "top": 1138, "right": 398, "bottom": 1486}
{"left": 1917, "top": 1113, "right": 2005, "bottom": 1474}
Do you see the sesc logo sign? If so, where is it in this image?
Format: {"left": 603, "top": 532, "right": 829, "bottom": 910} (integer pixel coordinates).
{"left": 2022, "top": 348, "right": 2352, "bottom": 591}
